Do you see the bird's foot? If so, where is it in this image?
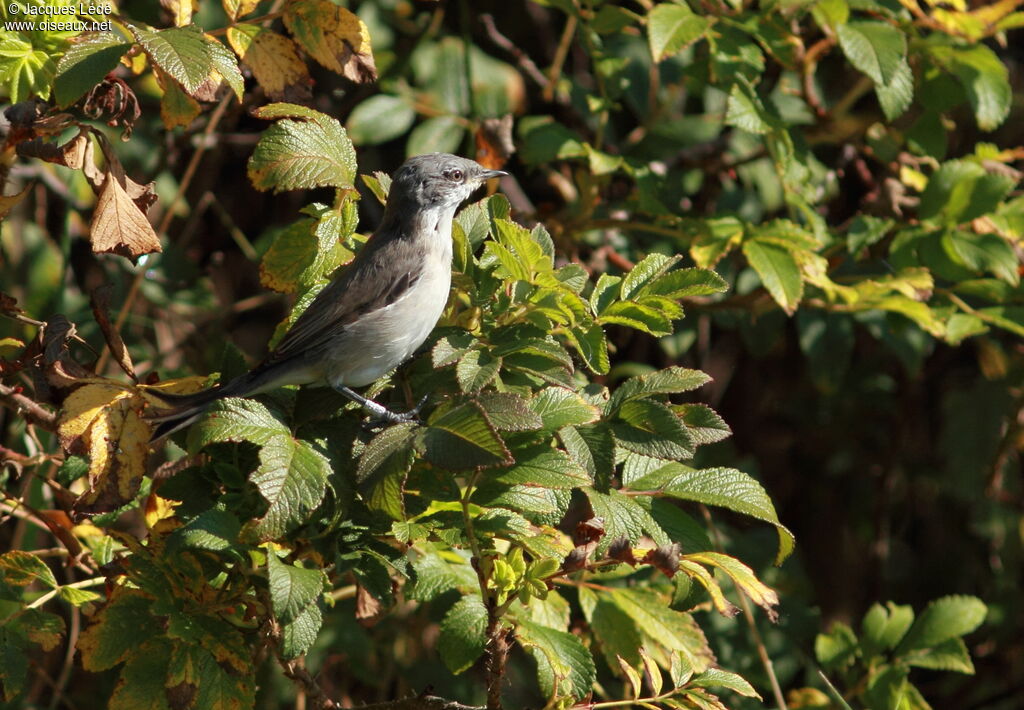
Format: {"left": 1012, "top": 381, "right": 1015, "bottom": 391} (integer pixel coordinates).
{"left": 337, "top": 386, "right": 428, "bottom": 430}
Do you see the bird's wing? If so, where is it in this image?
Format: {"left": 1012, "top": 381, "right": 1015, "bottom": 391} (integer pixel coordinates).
{"left": 265, "top": 233, "right": 423, "bottom": 364}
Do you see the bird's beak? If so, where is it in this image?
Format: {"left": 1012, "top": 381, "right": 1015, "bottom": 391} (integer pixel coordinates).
{"left": 481, "top": 169, "right": 508, "bottom": 180}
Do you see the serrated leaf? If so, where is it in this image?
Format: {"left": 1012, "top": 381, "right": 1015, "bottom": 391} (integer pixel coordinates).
{"left": 267, "top": 553, "right": 326, "bottom": 624}
{"left": 815, "top": 622, "right": 858, "bottom": 670}
{"left": 919, "top": 160, "right": 1015, "bottom": 226}
{"left": 684, "top": 552, "right": 778, "bottom": 617}
{"left": 613, "top": 399, "right": 694, "bottom": 460}
{"left": 659, "top": 465, "right": 795, "bottom": 564}
{"left": 600, "top": 301, "right": 673, "bottom": 336}
{"left": 610, "top": 588, "right": 714, "bottom": 673}
{"left": 677, "top": 404, "right": 731, "bottom": 445}
{"left": 54, "top": 33, "right": 131, "bottom": 107}
{"left": 639, "top": 268, "right": 729, "bottom": 299}
{"left": 0, "top": 551, "right": 58, "bottom": 589}
{"left": 531, "top": 387, "right": 600, "bottom": 430}
{"left": 517, "top": 618, "right": 596, "bottom": 700}
{"left": 861, "top": 602, "right": 914, "bottom": 656}
{"left": 928, "top": 44, "right": 1011, "bottom": 130}
{"left": 409, "top": 547, "right": 478, "bottom": 602}
{"left": 171, "top": 509, "right": 242, "bottom": 553}
{"left": 876, "top": 58, "right": 913, "bottom": 121}
{"left": 742, "top": 239, "right": 803, "bottom": 314}
{"left": 895, "top": 595, "right": 987, "bottom": 654}
{"left": 187, "top": 397, "right": 289, "bottom": 452}
{"left": 609, "top": 367, "right": 711, "bottom": 414}
{"left": 476, "top": 392, "right": 544, "bottom": 431}
{"left": 283, "top": 0, "right": 377, "bottom": 83}
{"left": 689, "top": 668, "right": 761, "bottom": 699}
{"left": 248, "top": 107, "right": 357, "bottom": 192}
{"left": 725, "top": 81, "right": 775, "bottom": 135}
{"left": 249, "top": 435, "right": 331, "bottom": 539}
{"left": 438, "top": 596, "right": 488, "bottom": 674}
{"left": 904, "top": 637, "right": 974, "bottom": 674}
{"left": 59, "top": 585, "right": 102, "bottom": 606}
{"left": 836, "top": 21, "right": 906, "bottom": 86}
{"left": 942, "top": 231, "right": 1019, "bottom": 285}
{"left": 647, "top": 3, "right": 710, "bottom": 62}
{"left": 347, "top": 94, "right": 416, "bottom": 146}
{"left": 280, "top": 602, "right": 322, "bottom": 660}
{"left": 227, "top": 25, "right": 311, "bottom": 102}
{"left": 456, "top": 349, "right": 503, "bottom": 393}
{"left": 585, "top": 488, "right": 667, "bottom": 552}
{"left": 357, "top": 423, "right": 416, "bottom": 520}
{"left": 419, "top": 401, "right": 512, "bottom": 470}
{"left": 621, "top": 254, "right": 678, "bottom": 300}
{"left": 560, "top": 423, "right": 615, "bottom": 489}
{"left": 567, "top": 322, "right": 610, "bottom": 374}
{"left": 490, "top": 446, "right": 590, "bottom": 489}
{"left": 79, "top": 588, "right": 155, "bottom": 671}
{"left": 131, "top": 25, "right": 213, "bottom": 95}
{"left": 205, "top": 35, "right": 244, "bottom": 101}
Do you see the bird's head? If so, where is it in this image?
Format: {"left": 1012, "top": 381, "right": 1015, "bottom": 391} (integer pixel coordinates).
{"left": 388, "top": 153, "right": 507, "bottom": 213}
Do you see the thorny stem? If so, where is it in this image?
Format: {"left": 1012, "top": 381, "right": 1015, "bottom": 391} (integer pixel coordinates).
{"left": 701, "top": 506, "right": 788, "bottom": 710}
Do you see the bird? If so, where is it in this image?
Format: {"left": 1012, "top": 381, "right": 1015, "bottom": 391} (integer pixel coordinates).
{"left": 148, "top": 153, "right": 507, "bottom": 440}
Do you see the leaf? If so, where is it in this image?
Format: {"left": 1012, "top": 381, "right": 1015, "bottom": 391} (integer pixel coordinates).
{"left": 904, "top": 637, "right": 975, "bottom": 674}
{"left": 248, "top": 105, "right": 357, "bottom": 192}
{"left": 187, "top": 397, "right": 289, "bottom": 452}
{"left": 489, "top": 446, "right": 590, "bottom": 489}
{"left": 815, "top": 622, "right": 858, "bottom": 670}
{"left": 158, "top": 71, "right": 201, "bottom": 130}
{"left": 646, "top": 3, "right": 710, "bottom": 62}
{"left": 876, "top": 58, "right": 913, "bottom": 121}
{"left": 836, "top": 21, "right": 906, "bottom": 86}
{"left": 0, "top": 34, "right": 55, "bottom": 102}
{"left": 347, "top": 94, "right": 416, "bottom": 146}
{"left": 659, "top": 465, "right": 795, "bottom": 564}
{"left": 609, "top": 588, "right": 714, "bottom": 673}
{"left": 90, "top": 172, "right": 162, "bottom": 261}
{"left": 530, "top": 387, "right": 600, "bottom": 430}
{"left": 584, "top": 488, "right": 667, "bottom": 552}
{"left": 54, "top": 33, "right": 131, "bottom": 107}
{"left": 438, "top": 596, "right": 488, "bottom": 674}
{"left": 283, "top": 0, "right": 377, "bottom": 83}
{"left": 79, "top": 588, "right": 155, "bottom": 671}
{"left": 848, "top": 215, "right": 894, "bottom": 256}
{"left": 59, "top": 586, "right": 102, "bottom": 606}
{"left": 356, "top": 423, "right": 416, "bottom": 520}
{"left": 919, "top": 160, "right": 1015, "bottom": 225}
{"left": 742, "top": 239, "right": 803, "bottom": 314}
{"left": 621, "top": 253, "right": 678, "bottom": 300}
{"left": 942, "top": 231, "right": 1019, "bottom": 285}
{"left": 613, "top": 399, "right": 694, "bottom": 460}
{"left": 170, "top": 509, "right": 242, "bottom": 553}
{"left": 418, "top": 401, "right": 513, "bottom": 470}
{"left": 227, "top": 25, "right": 312, "bottom": 102}
{"left": 456, "top": 349, "right": 503, "bottom": 393}
{"left": 684, "top": 552, "right": 778, "bottom": 618}
{"left": 204, "top": 35, "right": 244, "bottom": 101}
{"left": 928, "top": 44, "right": 1011, "bottom": 130}
{"left": 517, "top": 618, "right": 596, "bottom": 701}
{"left": 476, "top": 392, "right": 544, "bottom": 431}
{"left": 560, "top": 423, "right": 616, "bottom": 489}
{"left": 407, "top": 116, "right": 465, "bottom": 157}
{"left": 677, "top": 404, "right": 731, "bottom": 445}
{"left": 131, "top": 25, "right": 213, "bottom": 95}
{"left": 280, "top": 602, "right": 322, "bottom": 660}
{"left": 725, "top": 80, "right": 775, "bottom": 135}
{"left": 249, "top": 435, "right": 332, "bottom": 539}
{"left": 267, "top": 553, "right": 326, "bottom": 624}
{"left": 0, "top": 551, "right": 58, "bottom": 588}
{"left": 600, "top": 301, "right": 673, "bottom": 336}
{"left": 688, "top": 668, "right": 761, "bottom": 699}
{"left": 567, "top": 323, "right": 610, "bottom": 374}
{"left": 409, "top": 547, "right": 478, "bottom": 602}
{"left": 609, "top": 367, "right": 711, "bottom": 414}
{"left": 895, "top": 595, "right": 987, "bottom": 654}
{"left": 638, "top": 267, "right": 729, "bottom": 300}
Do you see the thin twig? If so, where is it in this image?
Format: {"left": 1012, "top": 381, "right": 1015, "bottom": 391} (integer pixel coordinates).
{"left": 545, "top": 14, "right": 577, "bottom": 103}
{"left": 479, "top": 14, "right": 550, "bottom": 90}
{"left": 0, "top": 384, "right": 57, "bottom": 430}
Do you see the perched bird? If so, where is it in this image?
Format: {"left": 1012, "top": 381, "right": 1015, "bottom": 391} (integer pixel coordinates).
{"left": 148, "top": 153, "right": 507, "bottom": 439}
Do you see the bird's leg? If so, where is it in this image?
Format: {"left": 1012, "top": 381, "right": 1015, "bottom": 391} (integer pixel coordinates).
{"left": 334, "top": 386, "right": 426, "bottom": 424}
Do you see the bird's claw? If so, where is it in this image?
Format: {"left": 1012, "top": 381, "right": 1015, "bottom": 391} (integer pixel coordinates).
{"left": 361, "top": 394, "right": 429, "bottom": 431}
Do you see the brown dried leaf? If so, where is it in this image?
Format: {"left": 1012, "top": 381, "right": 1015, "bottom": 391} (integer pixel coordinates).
{"left": 475, "top": 114, "right": 515, "bottom": 170}
{"left": 642, "top": 543, "right": 681, "bottom": 578}
{"left": 160, "top": 0, "right": 195, "bottom": 26}
{"left": 355, "top": 584, "right": 383, "bottom": 627}
{"left": 89, "top": 169, "right": 162, "bottom": 261}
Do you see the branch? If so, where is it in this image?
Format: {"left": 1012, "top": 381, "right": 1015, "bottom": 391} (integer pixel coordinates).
{"left": 0, "top": 383, "right": 57, "bottom": 430}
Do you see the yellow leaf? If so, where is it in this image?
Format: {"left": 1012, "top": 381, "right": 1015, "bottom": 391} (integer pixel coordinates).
{"left": 157, "top": 69, "right": 201, "bottom": 130}
{"left": 900, "top": 166, "right": 928, "bottom": 192}
{"left": 283, "top": 0, "right": 377, "bottom": 83}
{"left": 159, "top": 0, "right": 195, "bottom": 26}
{"left": 222, "top": 0, "right": 261, "bottom": 20}
{"left": 144, "top": 492, "right": 180, "bottom": 528}
{"left": 137, "top": 375, "right": 211, "bottom": 408}
{"left": 228, "top": 25, "right": 312, "bottom": 102}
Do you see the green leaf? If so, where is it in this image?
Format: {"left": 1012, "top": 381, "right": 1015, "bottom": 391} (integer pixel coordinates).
{"left": 725, "top": 80, "right": 775, "bottom": 135}
{"left": 560, "top": 423, "right": 615, "bottom": 489}
{"left": 357, "top": 423, "right": 416, "bottom": 520}
{"left": 677, "top": 404, "right": 731, "bottom": 445}
{"left": 530, "top": 387, "right": 600, "bottom": 430}
{"left": 457, "top": 349, "right": 503, "bottom": 393}
{"left": 848, "top": 215, "right": 894, "bottom": 256}
{"left": 928, "top": 44, "right": 1011, "bottom": 130}
{"left": 875, "top": 58, "right": 913, "bottom": 121}
{"left": 409, "top": 547, "right": 478, "bottom": 602}
{"left": 187, "top": 398, "right": 289, "bottom": 452}
{"left": 861, "top": 602, "right": 914, "bottom": 656}
{"left": 79, "top": 589, "right": 155, "bottom": 671}
{"left": 490, "top": 446, "right": 590, "bottom": 489}
{"left": 517, "top": 618, "right": 596, "bottom": 701}
{"left": 249, "top": 435, "right": 331, "bottom": 539}
{"left": 0, "top": 35, "right": 56, "bottom": 102}
{"left": 863, "top": 665, "right": 910, "bottom": 710}
{"left": 613, "top": 399, "right": 694, "bottom": 460}
{"left": 0, "top": 551, "right": 58, "bottom": 589}
{"left": 688, "top": 668, "right": 761, "bottom": 699}
{"left": 942, "top": 231, "right": 1019, "bottom": 285}
{"left": 54, "top": 32, "right": 130, "bottom": 107}
{"left": 895, "top": 595, "right": 987, "bottom": 654}
{"left": 267, "top": 553, "right": 325, "bottom": 624}
{"left": 0, "top": 627, "right": 29, "bottom": 700}
{"left": 742, "top": 239, "right": 803, "bottom": 314}
{"left": 638, "top": 267, "right": 728, "bottom": 299}
{"left": 609, "top": 588, "right": 714, "bottom": 672}
{"left": 659, "top": 465, "right": 795, "bottom": 564}
{"left": 476, "top": 392, "right": 544, "bottom": 431}
{"left": 518, "top": 116, "right": 587, "bottom": 164}
{"left": 59, "top": 586, "right": 102, "bottom": 606}
{"left": 646, "top": 3, "right": 710, "bottom": 62}
{"left": 347, "top": 94, "right": 416, "bottom": 146}
{"left": 836, "top": 21, "right": 906, "bottom": 86}
{"left": 170, "top": 509, "right": 242, "bottom": 553}
{"left": 407, "top": 115, "right": 465, "bottom": 156}
{"left": 816, "top": 622, "right": 858, "bottom": 670}
{"left": 567, "top": 323, "right": 610, "bottom": 374}
{"left": 609, "top": 367, "right": 711, "bottom": 414}
{"left": 418, "top": 401, "right": 512, "bottom": 470}
{"left": 248, "top": 106, "right": 357, "bottom": 192}
{"left": 438, "top": 596, "right": 488, "bottom": 674}
{"left": 600, "top": 301, "right": 673, "bottom": 336}
{"left": 584, "top": 488, "right": 668, "bottom": 551}
{"left": 131, "top": 25, "right": 213, "bottom": 95}
{"left": 919, "top": 160, "right": 1015, "bottom": 225}
{"left": 621, "top": 254, "right": 677, "bottom": 300}
{"left": 280, "top": 602, "right": 322, "bottom": 660}
{"left": 904, "top": 637, "right": 975, "bottom": 674}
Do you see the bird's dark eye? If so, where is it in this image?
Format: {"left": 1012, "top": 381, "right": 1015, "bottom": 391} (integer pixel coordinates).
{"left": 444, "top": 168, "right": 464, "bottom": 182}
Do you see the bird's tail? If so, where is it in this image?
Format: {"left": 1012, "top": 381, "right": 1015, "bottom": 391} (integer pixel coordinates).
{"left": 146, "top": 372, "right": 258, "bottom": 442}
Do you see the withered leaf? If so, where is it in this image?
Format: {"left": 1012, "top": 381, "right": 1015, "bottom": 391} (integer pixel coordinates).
{"left": 89, "top": 169, "right": 162, "bottom": 261}
{"left": 89, "top": 286, "right": 136, "bottom": 381}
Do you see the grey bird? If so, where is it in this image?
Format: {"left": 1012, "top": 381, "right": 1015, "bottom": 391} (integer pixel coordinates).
{"left": 148, "top": 153, "right": 507, "bottom": 439}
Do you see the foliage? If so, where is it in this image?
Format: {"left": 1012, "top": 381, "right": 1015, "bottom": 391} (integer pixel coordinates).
{"left": 1, "top": 0, "right": 1021, "bottom": 709}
